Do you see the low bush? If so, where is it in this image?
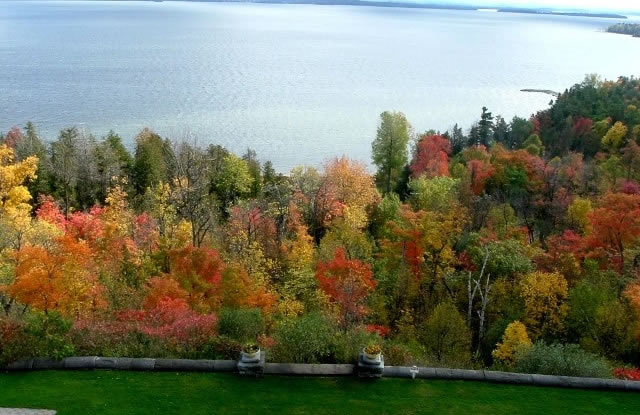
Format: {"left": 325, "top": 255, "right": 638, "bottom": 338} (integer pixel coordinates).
{"left": 514, "top": 342, "right": 612, "bottom": 378}
{"left": 217, "top": 308, "right": 265, "bottom": 343}
{"left": 193, "top": 335, "right": 242, "bottom": 360}
{"left": 614, "top": 367, "right": 640, "bottom": 381}
{"left": 329, "top": 327, "right": 379, "bottom": 363}
{"left": 382, "top": 342, "right": 414, "bottom": 366}
{"left": 1, "top": 312, "right": 74, "bottom": 364}
{"left": 70, "top": 321, "right": 159, "bottom": 358}
{"left": 270, "top": 313, "right": 334, "bottom": 363}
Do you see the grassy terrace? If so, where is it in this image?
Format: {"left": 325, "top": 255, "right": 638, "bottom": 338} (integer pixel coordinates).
{"left": 0, "top": 371, "right": 638, "bottom": 414}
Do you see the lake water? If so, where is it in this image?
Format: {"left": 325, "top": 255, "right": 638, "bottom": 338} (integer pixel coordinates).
{"left": 1, "top": 1, "right": 640, "bottom": 171}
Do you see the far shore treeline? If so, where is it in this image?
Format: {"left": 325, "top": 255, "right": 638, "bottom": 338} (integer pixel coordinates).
{"left": 608, "top": 23, "right": 640, "bottom": 37}
{"left": 2, "top": 74, "right": 640, "bottom": 381}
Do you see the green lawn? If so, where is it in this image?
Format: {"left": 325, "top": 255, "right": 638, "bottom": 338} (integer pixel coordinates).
{"left": 0, "top": 371, "right": 638, "bottom": 414}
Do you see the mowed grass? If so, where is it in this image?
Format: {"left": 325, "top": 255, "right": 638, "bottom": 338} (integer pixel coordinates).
{"left": 0, "top": 370, "right": 638, "bottom": 415}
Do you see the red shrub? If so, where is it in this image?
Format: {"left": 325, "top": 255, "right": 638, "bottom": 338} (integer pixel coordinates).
{"left": 365, "top": 324, "right": 390, "bottom": 338}
{"left": 614, "top": 368, "right": 640, "bottom": 381}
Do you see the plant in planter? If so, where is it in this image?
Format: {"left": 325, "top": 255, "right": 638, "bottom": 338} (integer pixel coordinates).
{"left": 241, "top": 342, "right": 261, "bottom": 362}
{"left": 359, "top": 341, "right": 384, "bottom": 378}
{"left": 363, "top": 342, "right": 382, "bottom": 361}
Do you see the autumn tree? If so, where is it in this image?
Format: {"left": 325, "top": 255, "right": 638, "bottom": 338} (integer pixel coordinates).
{"left": 492, "top": 321, "right": 532, "bottom": 366}
{"left": 372, "top": 111, "right": 411, "bottom": 194}
{"left": 9, "top": 236, "right": 106, "bottom": 318}
{"left": 520, "top": 271, "right": 568, "bottom": 340}
{"left": 410, "top": 134, "right": 451, "bottom": 178}
{"left": 169, "top": 246, "right": 225, "bottom": 312}
{"left": 316, "top": 247, "right": 375, "bottom": 328}
{"left": 585, "top": 192, "right": 640, "bottom": 272}
{"left": 379, "top": 204, "right": 468, "bottom": 316}
{"left": 602, "top": 121, "right": 628, "bottom": 149}
{"left": 0, "top": 144, "right": 38, "bottom": 253}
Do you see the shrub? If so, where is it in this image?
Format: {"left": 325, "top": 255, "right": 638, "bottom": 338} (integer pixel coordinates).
{"left": 70, "top": 320, "right": 158, "bottom": 358}
{"left": 2, "top": 312, "right": 74, "bottom": 364}
{"left": 329, "top": 327, "right": 379, "bottom": 363}
{"left": 0, "top": 317, "right": 24, "bottom": 365}
{"left": 365, "top": 324, "right": 390, "bottom": 338}
{"left": 270, "top": 313, "right": 334, "bottom": 363}
{"left": 196, "top": 335, "right": 242, "bottom": 360}
{"left": 217, "top": 308, "right": 265, "bottom": 342}
{"left": 614, "top": 368, "right": 640, "bottom": 381}
{"left": 514, "top": 342, "right": 612, "bottom": 378}
{"left": 71, "top": 301, "right": 216, "bottom": 359}
{"left": 382, "top": 342, "right": 414, "bottom": 366}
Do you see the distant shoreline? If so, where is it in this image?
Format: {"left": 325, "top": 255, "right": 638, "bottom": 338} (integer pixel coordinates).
{"left": 521, "top": 89, "right": 561, "bottom": 98}
{"left": 607, "top": 23, "right": 640, "bottom": 37}
{"left": 145, "top": 0, "right": 629, "bottom": 19}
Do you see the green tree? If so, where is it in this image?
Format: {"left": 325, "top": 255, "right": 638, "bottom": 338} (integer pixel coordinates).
{"left": 421, "top": 302, "right": 471, "bottom": 365}
{"left": 408, "top": 176, "right": 459, "bottom": 213}
{"left": 243, "top": 148, "right": 262, "bottom": 197}
{"left": 211, "top": 154, "right": 253, "bottom": 216}
{"left": 133, "top": 128, "right": 170, "bottom": 196}
{"left": 372, "top": 111, "right": 411, "bottom": 194}
{"left": 477, "top": 106, "right": 494, "bottom": 147}
{"left": 509, "top": 116, "right": 533, "bottom": 150}
{"left": 50, "top": 127, "right": 79, "bottom": 216}
{"left": 16, "top": 122, "right": 51, "bottom": 201}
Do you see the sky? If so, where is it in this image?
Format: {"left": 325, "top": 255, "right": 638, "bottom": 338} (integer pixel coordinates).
{"left": 414, "top": 0, "right": 640, "bottom": 13}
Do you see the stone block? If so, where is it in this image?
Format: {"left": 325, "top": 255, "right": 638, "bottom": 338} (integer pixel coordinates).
{"left": 63, "top": 356, "right": 97, "bottom": 370}
{"left": 449, "top": 369, "right": 485, "bottom": 381}
{"left": 562, "top": 376, "right": 607, "bottom": 389}
{"left": 623, "top": 380, "right": 640, "bottom": 391}
{"left": 32, "top": 359, "right": 64, "bottom": 370}
{"left": 415, "top": 367, "right": 438, "bottom": 379}
{"left": 530, "top": 374, "right": 565, "bottom": 387}
{"left": 95, "top": 357, "right": 131, "bottom": 370}
{"left": 213, "top": 360, "right": 238, "bottom": 372}
{"left": 484, "top": 370, "right": 532, "bottom": 384}
{"left": 130, "top": 358, "right": 156, "bottom": 371}
{"left": 5, "top": 360, "right": 33, "bottom": 371}
{"left": 264, "top": 363, "right": 354, "bottom": 376}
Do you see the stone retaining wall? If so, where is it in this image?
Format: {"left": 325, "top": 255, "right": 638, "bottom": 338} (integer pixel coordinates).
{"left": 4, "top": 357, "right": 639, "bottom": 392}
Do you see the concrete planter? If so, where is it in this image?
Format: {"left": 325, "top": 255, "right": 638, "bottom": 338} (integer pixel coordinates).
{"left": 241, "top": 349, "right": 261, "bottom": 363}
{"left": 362, "top": 350, "right": 382, "bottom": 365}
{"left": 237, "top": 351, "right": 265, "bottom": 376}
{"left": 357, "top": 352, "right": 384, "bottom": 378}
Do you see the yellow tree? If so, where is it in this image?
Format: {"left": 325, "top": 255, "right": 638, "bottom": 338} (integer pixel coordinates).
{"left": 520, "top": 271, "right": 568, "bottom": 339}
{"left": 602, "top": 121, "right": 628, "bottom": 149}
{"left": 492, "top": 321, "right": 532, "bottom": 366}
{"left": 321, "top": 157, "right": 379, "bottom": 230}
{"left": 0, "top": 144, "right": 38, "bottom": 252}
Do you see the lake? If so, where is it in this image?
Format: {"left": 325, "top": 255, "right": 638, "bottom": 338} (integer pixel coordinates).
{"left": 1, "top": 1, "right": 640, "bottom": 171}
